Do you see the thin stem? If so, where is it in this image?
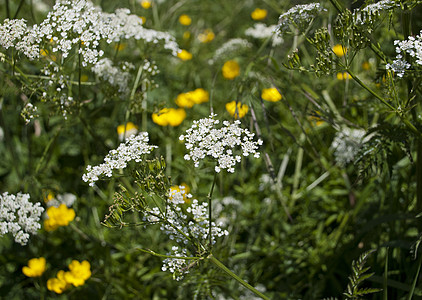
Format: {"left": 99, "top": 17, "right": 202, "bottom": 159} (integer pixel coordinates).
{"left": 208, "top": 171, "right": 218, "bottom": 249}
{"left": 12, "top": 0, "right": 25, "bottom": 19}
{"left": 5, "top": 0, "right": 10, "bottom": 19}
{"left": 208, "top": 255, "right": 272, "bottom": 300}
{"left": 138, "top": 248, "right": 201, "bottom": 260}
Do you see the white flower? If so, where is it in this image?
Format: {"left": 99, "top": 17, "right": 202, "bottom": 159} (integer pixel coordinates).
{"left": 82, "top": 132, "right": 157, "bottom": 186}
{"left": 276, "top": 3, "right": 326, "bottom": 35}
{"left": 180, "top": 114, "right": 262, "bottom": 173}
{"left": 0, "top": 192, "right": 44, "bottom": 245}
{"left": 92, "top": 58, "right": 131, "bottom": 94}
{"left": 331, "top": 127, "right": 366, "bottom": 166}
{"left": 244, "top": 23, "right": 283, "bottom": 46}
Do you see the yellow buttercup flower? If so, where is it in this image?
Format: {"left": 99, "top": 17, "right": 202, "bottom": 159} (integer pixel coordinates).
{"left": 176, "top": 88, "right": 209, "bottom": 108}
{"left": 222, "top": 60, "right": 240, "bottom": 80}
{"left": 140, "top": 0, "right": 151, "bottom": 9}
{"left": 251, "top": 8, "right": 267, "bottom": 20}
{"left": 362, "top": 61, "right": 370, "bottom": 70}
{"left": 177, "top": 49, "right": 193, "bottom": 61}
{"left": 40, "top": 49, "right": 48, "bottom": 56}
{"left": 179, "top": 14, "right": 191, "bottom": 26}
{"left": 139, "top": 16, "right": 146, "bottom": 24}
{"left": 64, "top": 260, "right": 91, "bottom": 287}
{"left": 183, "top": 31, "right": 191, "bottom": 40}
{"left": 152, "top": 108, "right": 186, "bottom": 126}
{"left": 261, "top": 88, "right": 282, "bottom": 102}
{"left": 44, "top": 192, "right": 55, "bottom": 203}
{"left": 47, "top": 270, "right": 70, "bottom": 294}
{"left": 22, "top": 257, "right": 46, "bottom": 277}
{"left": 198, "top": 29, "right": 215, "bottom": 43}
{"left": 333, "top": 44, "right": 347, "bottom": 57}
{"left": 117, "top": 122, "right": 138, "bottom": 140}
{"left": 226, "top": 101, "right": 248, "bottom": 119}
{"left": 336, "top": 72, "right": 351, "bottom": 80}
{"left": 44, "top": 204, "right": 75, "bottom": 231}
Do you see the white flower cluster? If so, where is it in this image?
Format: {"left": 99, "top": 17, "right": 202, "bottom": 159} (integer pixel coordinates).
{"left": 331, "top": 127, "right": 366, "bottom": 166}
{"left": 144, "top": 187, "right": 229, "bottom": 280}
{"left": 276, "top": 3, "right": 326, "bottom": 35}
{"left": 386, "top": 30, "right": 422, "bottom": 77}
{"left": 92, "top": 58, "right": 131, "bottom": 94}
{"left": 209, "top": 38, "right": 252, "bottom": 64}
{"left": 0, "top": 0, "right": 179, "bottom": 65}
{"left": 244, "top": 23, "right": 283, "bottom": 46}
{"left": 46, "top": 193, "right": 77, "bottom": 208}
{"left": 21, "top": 102, "right": 38, "bottom": 124}
{"left": 161, "top": 246, "right": 188, "bottom": 281}
{"left": 82, "top": 132, "right": 157, "bottom": 186}
{"left": 179, "top": 114, "right": 262, "bottom": 173}
{"left": 353, "top": 0, "right": 400, "bottom": 26}
{"left": 0, "top": 192, "right": 44, "bottom": 245}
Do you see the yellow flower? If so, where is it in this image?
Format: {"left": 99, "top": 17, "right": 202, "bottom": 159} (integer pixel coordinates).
{"left": 152, "top": 108, "right": 186, "bottom": 126}
{"left": 117, "top": 122, "right": 138, "bottom": 140}
{"left": 40, "top": 49, "right": 48, "bottom": 56}
{"left": 44, "top": 192, "right": 55, "bottom": 204}
{"left": 261, "top": 87, "right": 282, "bottom": 102}
{"left": 139, "top": 16, "right": 146, "bottom": 24}
{"left": 140, "top": 0, "right": 151, "bottom": 9}
{"left": 226, "top": 101, "right": 248, "bottom": 119}
{"left": 362, "top": 61, "right": 370, "bottom": 70}
{"left": 177, "top": 49, "right": 193, "bottom": 61}
{"left": 333, "top": 44, "right": 347, "bottom": 57}
{"left": 222, "top": 60, "right": 240, "bottom": 80}
{"left": 336, "top": 72, "right": 351, "bottom": 80}
{"left": 251, "top": 8, "right": 267, "bottom": 20}
{"left": 179, "top": 14, "right": 191, "bottom": 26}
{"left": 198, "top": 29, "right": 215, "bottom": 43}
{"left": 175, "top": 88, "right": 209, "bottom": 108}
{"left": 183, "top": 31, "right": 191, "bottom": 40}
{"left": 114, "top": 43, "right": 126, "bottom": 51}
{"left": 44, "top": 204, "right": 75, "bottom": 231}
{"left": 47, "top": 270, "right": 70, "bottom": 294}
{"left": 22, "top": 257, "right": 46, "bottom": 277}
{"left": 64, "top": 260, "right": 91, "bottom": 287}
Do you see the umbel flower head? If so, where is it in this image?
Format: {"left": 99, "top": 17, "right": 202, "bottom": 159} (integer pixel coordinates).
{"left": 0, "top": 192, "right": 44, "bottom": 245}
{"left": 22, "top": 257, "right": 46, "bottom": 277}
{"left": 82, "top": 132, "right": 157, "bottom": 186}
{"left": 179, "top": 114, "right": 262, "bottom": 173}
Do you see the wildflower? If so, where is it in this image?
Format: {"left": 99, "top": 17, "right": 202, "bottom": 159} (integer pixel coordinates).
{"left": 333, "top": 44, "right": 347, "bottom": 57}
{"left": 177, "top": 49, "right": 193, "bottom": 61}
{"left": 83, "top": 132, "right": 157, "bottom": 186}
{"left": 362, "top": 61, "right": 371, "bottom": 70}
{"left": 140, "top": 0, "right": 151, "bottom": 9}
{"left": 245, "top": 23, "right": 283, "bottom": 46}
{"left": 152, "top": 108, "right": 186, "bottom": 126}
{"left": 92, "top": 58, "right": 132, "bottom": 94}
{"left": 226, "top": 101, "right": 249, "bottom": 119}
{"left": 183, "top": 31, "right": 191, "bottom": 39}
{"left": 261, "top": 88, "right": 282, "bottom": 102}
{"left": 213, "top": 39, "right": 251, "bottom": 63}
{"left": 276, "top": 3, "right": 326, "bottom": 35}
{"left": 45, "top": 193, "right": 77, "bottom": 208}
{"left": 47, "top": 270, "right": 70, "bottom": 294}
{"left": 175, "top": 88, "right": 209, "bottom": 108}
{"left": 44, "top": 192, "right": 55, "bottom": 204}
{"left": 22, "top": 257, "right": 46, "bottom": 277}
{"left": 169, "top": 184, "right": 191, "bottom": 203}
{"left": 222, "top": 60, "right": 240, "bottom": 80}
{"left": 117, "top": 122, "right": 139, "bottom": 141}
{"left": 0, "top": 192, "right": 44, "bottom": 245}
{"left": 336, "top": 72, "right": 351, "bottom": 80}
{"left": 44, "top": 204, "right": 75, "bottom": 231}
{"left": 198, "top": 29, "right": 215, "bottom": 43}
{"left": 331, "top": 127, "right": 366, "bottom": 166}
{"left": 64, "top": 260, "right": 91, "bottom": 287}
{"left": 179, "top": 14, "right": 191, "bottom": 26}
{"left": 139, "top": 16, "right": 146, "bottom": 24}
{"left": 251, "top": 8, "right": 267, "bottom": 20}
{"left": 179, "top": 114, "right": 262, "bottom": 173}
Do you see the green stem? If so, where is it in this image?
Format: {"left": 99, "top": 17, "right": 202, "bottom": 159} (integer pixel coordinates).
{"left": 138, "top": 248, "right": 200, "bottom": 260}
{"left": 208, "top": 171, "right": 218, "bottom": 249}
{"left": 208, "top": 255, "right": 272, "bottom": 300}
{"left": 12, "top": 0, "right": 25, "bottom": 19}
